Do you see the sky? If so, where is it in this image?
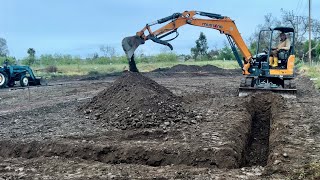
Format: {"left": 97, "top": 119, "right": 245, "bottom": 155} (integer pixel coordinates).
{"left": 0, "top": 0, "right": 319, "bottom": 59}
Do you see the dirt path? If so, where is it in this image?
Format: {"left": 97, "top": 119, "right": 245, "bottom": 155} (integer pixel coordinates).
{"left": 0, "top": 67, "right": 319, "bottom": 179}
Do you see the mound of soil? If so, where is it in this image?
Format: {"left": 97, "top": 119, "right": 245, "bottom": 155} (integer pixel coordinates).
{"left": 80, "top": 72, "right": 195, "bottom": 129}
{"left": 152, "top": 64, "right": 241, "bottom": 75}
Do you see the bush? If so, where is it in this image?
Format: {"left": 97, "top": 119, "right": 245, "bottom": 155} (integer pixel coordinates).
{"left": 217, "top": 46, "right": 235, "bottom": 60}
{"left": 0, "top": 56, "right": 16, "bottom": 65}
{"left": 45, "top": 65, "right": 58, "bottom": 73}
{"left": 133, "top": 53, "right": 178, "bottom": 63}
{"left": 88, "top": 70, "right": 100, "bottom": 76}
{"left": 152, "top": 53, "right": 178, "bottom": 62}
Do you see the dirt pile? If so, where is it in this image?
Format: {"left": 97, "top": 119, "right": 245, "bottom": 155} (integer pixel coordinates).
{"left": 152, "top": 64, "right": 241, "bottom": 75}
{"left": 80, "top": 72, "right": 196, "bottom": 129}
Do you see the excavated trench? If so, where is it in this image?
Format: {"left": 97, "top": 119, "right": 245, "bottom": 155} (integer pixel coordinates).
{"left": 0, "top": 90, "right": 285, "bottom": 169}
{"left": 241, "top": 94, "right": 275, "bottom": 167}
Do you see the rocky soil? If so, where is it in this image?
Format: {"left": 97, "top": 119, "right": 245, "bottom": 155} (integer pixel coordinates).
{"left": 0, "top": 65, "right": 319, "bottom": 179}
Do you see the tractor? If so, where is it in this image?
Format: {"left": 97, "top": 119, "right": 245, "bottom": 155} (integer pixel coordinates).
{"left": 0, "top": 61, "right": 44, "bottom": 88}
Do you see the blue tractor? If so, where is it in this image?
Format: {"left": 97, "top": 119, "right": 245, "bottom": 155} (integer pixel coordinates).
{"left": 0, "top": 61, "right": 44, "bottom": 88}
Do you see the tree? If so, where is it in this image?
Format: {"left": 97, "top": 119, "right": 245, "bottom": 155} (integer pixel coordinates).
{"left": 191, "top": 32, "right": 209, "bottom": 60}
{"left": 280, "top": 10, "right": 320, "bottom": 62}
{"left": 302, "top": 39, "right": 320, "bottom": 62}
{"left": 280, "top": 10, "right": 309, "bottom": 59}
{"left": 92, "top": 53, "right": 99, "bottom": 59}
{"left": 100, "top": 45, "right": 116, "bottom": 58}
{"left": 0, "top": 38, "right": 9, "bottom": 57}
{"left": 249, "top": 10, "right": 320, "bottom": 62}
{"left": 0, "top": 56, "right": 16, "bottom": 65}
{"left": 218, "top": 43, "right": 235, "bottom": 60}
{"left": 27, "top": 48, "right": 35, "bottom": 57}
{"left": 248, "top": 13, "right": 281, "bottom": 55}
{"left": 207, "top": 49, "right": 219, "bottom": 60}
{"left": 26, "top": 48, "right": 36, "bottom": 65}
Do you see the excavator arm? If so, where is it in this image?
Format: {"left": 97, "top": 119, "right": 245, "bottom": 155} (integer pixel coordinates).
{"left": 122, "top": 11, "right": 252, "bottom": 74}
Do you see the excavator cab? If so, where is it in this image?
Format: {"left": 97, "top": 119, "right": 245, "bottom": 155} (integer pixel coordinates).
{"left": 240, "top": 27, "right": 296, "bottom": 97}
{"left": 253, "top": 27, "right": 295, "bottom": 70}
{"left": 271, "top": 28, "right": 295, "bottom": 69}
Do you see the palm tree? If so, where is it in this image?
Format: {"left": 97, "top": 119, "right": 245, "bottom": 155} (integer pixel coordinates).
{"left": 27, "top": 48, "right": 36, "bottom": 65}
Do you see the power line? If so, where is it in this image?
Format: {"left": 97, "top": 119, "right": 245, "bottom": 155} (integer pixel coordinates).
{"left": 300, "top": 0, "right": 309, "bottom": 16}
{"left": 308, "top": 0, "right": 312, "bottom": 65}
{"left": 295, "top": 0, "right": 303, "bottom": 15}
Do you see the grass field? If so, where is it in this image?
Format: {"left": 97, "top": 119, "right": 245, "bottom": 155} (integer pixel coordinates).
{"left": 300, "top": 64, "right": 320, "bottom": 89}
{"left": 33, "top": 60, "right": 239, "bottom": 77}
{"left": 32, "top": 59, "right": 320, "bottom": 90}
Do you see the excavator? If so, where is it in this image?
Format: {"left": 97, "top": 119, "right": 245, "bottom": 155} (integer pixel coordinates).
{"left": 122, "top": 11, "right": 296, "bottom": 97}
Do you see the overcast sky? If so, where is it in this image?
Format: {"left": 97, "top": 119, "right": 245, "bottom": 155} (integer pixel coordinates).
{"left": 0, "top": 0, "right": 319, "bottom": 59}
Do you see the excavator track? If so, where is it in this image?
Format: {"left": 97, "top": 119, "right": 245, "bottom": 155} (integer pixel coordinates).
{"left": 238, "top": 77, "right": 297, "bottom": 98}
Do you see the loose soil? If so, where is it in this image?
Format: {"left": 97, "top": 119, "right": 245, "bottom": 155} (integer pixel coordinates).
{"left": 79, "top": 72, "right": 196, "bottom": 130}
{"left": 0, "top": 64, "right": 319, "bottom": 179}
{"left": 152, "top": 64, "right": 242, "bottom": 75}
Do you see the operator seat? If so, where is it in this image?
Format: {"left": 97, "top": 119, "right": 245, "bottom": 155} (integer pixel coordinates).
{"left": 278, "top": 45, "right": 293, "bottom": 69}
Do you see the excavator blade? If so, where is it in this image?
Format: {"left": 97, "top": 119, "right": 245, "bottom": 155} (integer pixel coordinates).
{"left": 238, "top": 77, "right": 297, "bottom": 98}
{"left": 239, "top": 87, "right": 297, "bottom": 99}
{"left": 39, "top": 77, "right": 48, "bottom": 86}
{"left": 122, "top": 36, "right": 145, "bottom": 59}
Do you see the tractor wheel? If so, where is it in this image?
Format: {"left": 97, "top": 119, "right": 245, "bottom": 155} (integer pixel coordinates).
{"left": 0, "top": 72, "right": 8, "bottom": 88}
{"left": 20, "top": 76, "right": 29, "bottom": 87}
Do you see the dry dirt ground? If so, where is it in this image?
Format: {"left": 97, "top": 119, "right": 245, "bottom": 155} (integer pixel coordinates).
{"left": 0, "top": 65, "right": 319, "bottom": 180}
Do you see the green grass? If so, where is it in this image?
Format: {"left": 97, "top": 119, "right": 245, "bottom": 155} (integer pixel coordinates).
{"left": 300, "top": 64, "right": 320, "bottom": 89}
{"left": 32, "top": 60, "right": 239, "bottom": 78}
{"left": 137, "top": 60, "right": 239, "bottom": 72}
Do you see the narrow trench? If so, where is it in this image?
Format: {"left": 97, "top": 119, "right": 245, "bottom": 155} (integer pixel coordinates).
{"left": 0, "top": 94, "right": 281, "bottom": 169}
{"left": 242, "top": 98, "right": 272, "bottom": 167}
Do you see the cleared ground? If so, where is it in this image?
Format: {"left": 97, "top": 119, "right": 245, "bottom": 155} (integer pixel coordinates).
{"left": 0, "top": 65, "right": 319, "bottom": 179}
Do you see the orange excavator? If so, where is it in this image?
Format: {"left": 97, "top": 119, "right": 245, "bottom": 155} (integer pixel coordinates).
{"left": 122, "top": 11, "right": 296, "bottom": 97}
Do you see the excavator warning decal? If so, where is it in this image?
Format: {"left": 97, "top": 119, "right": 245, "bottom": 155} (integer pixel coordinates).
{"left": 202, "top": 23, "right": 223, "bottom": 29}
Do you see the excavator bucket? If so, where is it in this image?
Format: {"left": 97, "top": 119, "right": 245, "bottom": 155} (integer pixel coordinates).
{"left": 122, "top": 36, "right": 145, "bottom": 72}
{"left": 38, "top": 77, "right": 48, "bottom": 86}
{"left": 122, "top": 36, "right": 145, "bottom": 59}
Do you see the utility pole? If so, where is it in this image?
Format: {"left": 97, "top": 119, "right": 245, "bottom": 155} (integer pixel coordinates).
{"left": 308, "top": 0, "right": 312, "bottom": 65}
{"left": 295, "top": 16, "right": 301, "bottom": 46}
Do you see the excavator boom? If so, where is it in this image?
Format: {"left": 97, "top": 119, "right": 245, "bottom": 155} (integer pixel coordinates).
{"left": 122, "top": 11, "right": 297, "bottom": 98}
{"left": 122, "top": 11, "right": 252, "bottom": 73}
